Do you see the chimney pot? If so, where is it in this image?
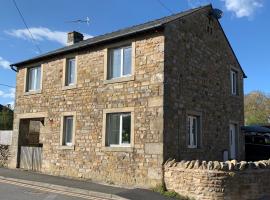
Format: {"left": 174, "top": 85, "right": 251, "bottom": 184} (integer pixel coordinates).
{"left": 67, "top": 31, "right": 84, "bottom": 45}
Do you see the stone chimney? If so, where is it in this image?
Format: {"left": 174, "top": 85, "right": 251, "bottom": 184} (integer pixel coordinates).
{"left": 67, "top": 31, "right": 84, "bottom": 45}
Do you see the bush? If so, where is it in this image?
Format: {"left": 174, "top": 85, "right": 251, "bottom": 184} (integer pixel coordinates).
{"left": 0, "top": 145, "right": 9, "bottom": 167}
{"left": 152, "top": 183, "right": 194, "bottom": 200}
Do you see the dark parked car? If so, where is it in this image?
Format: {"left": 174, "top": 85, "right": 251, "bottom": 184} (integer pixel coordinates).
{"left": 242, "top": 126, "right": 270, "bottom": 161}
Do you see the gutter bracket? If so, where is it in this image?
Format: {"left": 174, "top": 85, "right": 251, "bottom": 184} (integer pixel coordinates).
{"left": 10, "top": 66, "right": 18, "bottom": 72}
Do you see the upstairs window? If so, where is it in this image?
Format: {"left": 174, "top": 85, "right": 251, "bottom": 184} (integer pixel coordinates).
{"left": 187, "top": 115, "right": 201, "bottom": 148}
{"left": 108, "top": 45, "right": 132, "bottom": 79}
{"left": 106, "top": 113, "right": 131, "bottom": 147}
{"left": 62, "top": 116, "right": 74, "bottom": 146}
{"left": 230, "top": 70, "right": 238, "bottom": 95}
{"left": 65, "top": 58, "right": 76, "bottom": 86}
{"left": 26, "top": 66, "right": 41, "bottom": 92}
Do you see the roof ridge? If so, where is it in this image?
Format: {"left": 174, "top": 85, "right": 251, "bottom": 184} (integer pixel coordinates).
{"left": 80, "top": 4, "right": 212, "bottom": 44}
{"left": 11, "top": 4, "right": 212, "bottom": 67}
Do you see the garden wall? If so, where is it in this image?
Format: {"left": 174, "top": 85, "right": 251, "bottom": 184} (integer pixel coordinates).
{"left": 0, "top": 131, "right": 12, "bottom": 167}
{"left": 164, "top": 159, "right": 270, "bottom": 200}
{"left": 0, "top": 145, "right": 9, "bottom": 167}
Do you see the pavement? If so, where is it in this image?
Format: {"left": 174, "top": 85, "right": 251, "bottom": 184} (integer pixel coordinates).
{"left": 0, "top": 168, "right": 176, "bottom": 200}
{"left": 0, "top": 182, "right": 90, "bottom": 200}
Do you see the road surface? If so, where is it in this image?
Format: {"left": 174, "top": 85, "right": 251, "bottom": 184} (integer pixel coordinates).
{"left": 0, "top": 182, "right": 107, "bottom": 200}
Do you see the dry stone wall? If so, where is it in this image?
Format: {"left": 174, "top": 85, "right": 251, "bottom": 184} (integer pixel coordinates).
{"left": 164, "top": 159, "right": 270, "bottom": 200}
{"left": 0, "top": 145, "right": 9, "bottom": 167}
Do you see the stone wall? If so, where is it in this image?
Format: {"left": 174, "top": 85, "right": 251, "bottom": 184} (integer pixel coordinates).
{"left": 10, "top": 33, "right": 165, "bottom": 187}
{"left": 163, "top": 6, "right": 245, "bottom": 161}
{"left": 0, "top": 145, "right": 9, "bottom": 167}
{"left": 164, "top": 159, "right": 270, "bottom": 200}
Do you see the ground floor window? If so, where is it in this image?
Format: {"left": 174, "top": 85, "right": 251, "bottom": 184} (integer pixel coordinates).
{"left": 62, "top": 116, "right": 74, "bottom": 146}
{"left": 187, "top": 115, "right": 201, "bottom": 148}
{"left": 106, "top": 113, "right": 131, "bottom": 147}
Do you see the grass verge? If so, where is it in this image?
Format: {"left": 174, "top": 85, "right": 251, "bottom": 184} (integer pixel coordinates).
{"left": 152, "top": 184, "right": 194, "bottom": 200}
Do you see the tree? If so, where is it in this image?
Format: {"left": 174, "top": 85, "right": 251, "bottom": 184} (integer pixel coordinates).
{"left": 244, "top": 91, "right": 270, "bottom": 125}
{"left": 0, "top": 105, "right": 13, "bottom": 130}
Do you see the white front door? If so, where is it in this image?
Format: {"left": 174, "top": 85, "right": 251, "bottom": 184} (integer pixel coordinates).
{"left": 229, "top": 124, "right": 237, "bottom": 159}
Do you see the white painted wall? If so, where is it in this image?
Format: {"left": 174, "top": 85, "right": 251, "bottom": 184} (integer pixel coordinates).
{"left": 0, "top": 131, "right": 13, "bottom": 145}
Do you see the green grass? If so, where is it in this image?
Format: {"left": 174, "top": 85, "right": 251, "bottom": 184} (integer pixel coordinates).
{"left": 152, "top": 184, "right": 194, "bottom": 200}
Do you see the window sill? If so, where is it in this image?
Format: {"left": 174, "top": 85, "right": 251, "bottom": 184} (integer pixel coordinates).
{"left": 187, "top": 146, "right": 198, "bottom": 149}
{"left": 185, "top": 147, "right": 204, "bottom": 152}
{"left": 62, "top": 84, "right": 77, "bottom": 91}
{"left": 57, "top": 145, "right": 75, "bottom": 150}
{"left": 24, "top": 90, "right": 42, "bottom": 96}
{"left": 102, "top": 146, "right": 134, "bottom": 152}
{"left": 104, "top": 75, "right": 134, "bottom": 85}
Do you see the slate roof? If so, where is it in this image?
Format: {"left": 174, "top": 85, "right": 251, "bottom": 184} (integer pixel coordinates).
{"left": 11, "top": 4, "right": 211, "bottom": 67}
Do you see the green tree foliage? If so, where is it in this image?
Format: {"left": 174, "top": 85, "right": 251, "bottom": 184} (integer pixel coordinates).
{"left": 244, "top": 91, "right": 270, "bottom": 125}
{"left": 0, "top": 106, "right": 13, "bottom": 130}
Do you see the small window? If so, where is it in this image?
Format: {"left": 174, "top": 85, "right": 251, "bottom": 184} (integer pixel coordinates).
{"left": 65, "top": 58, "right": 76, "bottom": 86}
{"left": 230, "top": 70, "right": 238, "bottom": 95}
{"left": 106, "top": 113, "right": 131, "bottom": 146}
{"left": 63, "top": 116, "right": 74, "bottom": 146}
{"left": 187, "top": 115, "right": 200, "bottom": 148}
{"left": 108, "top": 46, "right": 132, "bottom": 79}
{"left": 26, "top": 66, "right": 41, "bottom": 92}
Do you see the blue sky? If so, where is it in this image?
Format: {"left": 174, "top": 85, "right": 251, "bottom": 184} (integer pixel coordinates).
{"left": 0, "top": 0, "right": 269, "bottom": 106}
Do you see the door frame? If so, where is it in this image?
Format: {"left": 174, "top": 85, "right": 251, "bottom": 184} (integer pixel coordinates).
{"left": 16, "top": 112, "right": 47, "bottom": 169}
{"left": 229, "top": 122, "right": 239, "bottom": 160}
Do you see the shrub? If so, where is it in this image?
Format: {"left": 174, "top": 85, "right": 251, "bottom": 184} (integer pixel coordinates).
{"left": 152, "top": 183, "right": 194, "bottom": 200}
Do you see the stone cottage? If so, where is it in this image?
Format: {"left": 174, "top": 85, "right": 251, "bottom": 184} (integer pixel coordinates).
{"left": 9, "top": 4, "right": 246, "bottom": 187}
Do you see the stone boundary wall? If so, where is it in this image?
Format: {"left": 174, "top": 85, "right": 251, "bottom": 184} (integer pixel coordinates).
{"left": 0, "top": 145, "right": 9, "bottom": 167}
{"left": 164, "top": 159, "right": 270, "bottom": 200}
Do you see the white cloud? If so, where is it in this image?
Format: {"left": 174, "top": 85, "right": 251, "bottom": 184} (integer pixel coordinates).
{"left": 0, "top": 88, "right": 15, "bottom": 99}
{"left": 5, "top": 27, "right": 92, "bottom": 46}
{"left": 222, "top": 0, "right": 263, "bottom": 18}
{"left": 0, "top": 57, "right": 10, "bottom": 69}
{"left": 6, "top": 101, "right": 14, "bottom": 109}
{"left": 0, "top": 89, "right": 15, "bottom": 109}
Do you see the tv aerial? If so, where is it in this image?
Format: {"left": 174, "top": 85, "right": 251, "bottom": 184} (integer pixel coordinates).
{"left": 66, "top": 17, "right": 90, "bottom": 25}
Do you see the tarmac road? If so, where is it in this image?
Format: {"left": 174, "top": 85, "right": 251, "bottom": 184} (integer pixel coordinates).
{"left": 0, "top": 182, "right": 107, "bottom": 200}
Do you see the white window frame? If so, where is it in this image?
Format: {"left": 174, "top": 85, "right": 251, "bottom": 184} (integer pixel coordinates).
{"left": 60, "top": 112, "right": 76, "bottom": 149}
{"left": 102, "top": 107, "right": 134, "bottom": 150}
{"left": 229, "top": 122, "right": 238, "bottom": 159}
{"left": 66, "top": 57, "right": 76, "bottom": 86}
{"left": 63, "top": 116, "right": 74, "bottom": 146}
{"left": 26, "top": 66, "right": 41, "bottom": 92}
{"left": 230, "top": 69, "right": 238, "bottom": 95}
{"left": 187, "top": 115, "right": 201, "bottom": 149}
{"left": 107, "top": 113, "right": 131, "bottom": 147}
{"left": 62, "top": 56, "right": 77, "bottom": 89}
{"left": 108, "top": 45, "right": 132, "bottom": 79}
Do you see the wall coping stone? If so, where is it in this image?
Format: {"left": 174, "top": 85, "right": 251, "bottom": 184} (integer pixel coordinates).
{"left": 164, "top": 158, "right": 270, "bottom": 171}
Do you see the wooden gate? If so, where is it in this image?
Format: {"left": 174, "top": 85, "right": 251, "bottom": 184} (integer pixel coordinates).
{"left": 20, "top": 146, "right": 42, "bottom": 171}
